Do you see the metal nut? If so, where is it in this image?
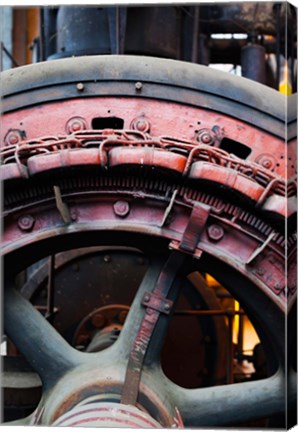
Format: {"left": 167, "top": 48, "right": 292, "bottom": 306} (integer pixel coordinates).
{"left": 196, "top": 129, "right": 215, "bottom": 145}
{"left": 4, "top": 130, "right": 24, "bottom": 146}
{"left": 92, "top": 314, "right": 105, "bottom": 329}
{"left": 18, "top": 214, "right": 35, "bottom": 232}
{"left": 207, "top": 224, "right": 224, "bottom": 242}
{"left": 103, "top": 255, "right": 111, "bottom": 263}
{"left": 255, "top": 153, "right": 276, "bottom": 171}
{"left": 135, "top": 81, "right": 143, "bottom": 91}
{"left": 164, "top": 303, "right": 171, "bottom": 311}
{"left": 66, "top": 117, "right": 87, "bottom": 134}
{"left": 131, "top": 117, "right": 151, "bottom": 133}
{"left": 143, "top": 294, "right": 150, "bottom": 303}
{"left": 76, "top": 82, "right": 84, "bottom": 92}
{"left": 201, "top": 133, "right": 213, "bottom": 144}
{"left": 113, "top": 200, "right": 130, "bottom": 218}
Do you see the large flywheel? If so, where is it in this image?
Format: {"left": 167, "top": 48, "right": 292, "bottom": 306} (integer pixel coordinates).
{"left": 1, "top": 55, "right": 296, "bottom": 427}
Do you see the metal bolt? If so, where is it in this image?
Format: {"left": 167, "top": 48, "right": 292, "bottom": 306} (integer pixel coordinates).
{"left": 76, "top": 82, "right": 84, "bottom": 92}
{"left": 5, "top": 130, "right": 24, "bottom": 146}
{"left": 66, "top": 117, "right": 87, "bottom": 134}
{"left": 113, "top": 200, "right": 130, "bottom": 218}
{"left": 164, "top": 303, "right": 171, "bottom": 311}
{"left": 131, "top": 117, "right": 151, "bottom": 133}
{"left": 18, "top": 214, "right": 35, "bottom": 232}
{"left": 274, "top": 283, "right": 284, "bottom": 292}
{"left": 201, "top": 133, "right": 213, "bottom": 144}
{"left": 143, "top": 294, "right": 150, "bottom": 303}
{"left": 135, "top": 81, "right": 143, "bottom": 91}
{"left": 207, "top": 224, "right": 224, "bottom": 242}
{"left": 103, "top": 255, "right": 111, "bottom": 263}
{"left": 92, "top": 314, "right": 105, "bottom": 328}
{"left": 255, "top": 154, "right": 276, "bottom": 171}
{"left": 262, "top": 159, "right": 273, "bottom": 169}
{"left": 196, "top": 129, "right": 215, "bottom": 145}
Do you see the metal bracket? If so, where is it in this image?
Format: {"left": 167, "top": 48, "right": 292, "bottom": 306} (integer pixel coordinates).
{"left": 54, "top": 185, "right": 71, "bottom": 224}
{"left": 121, "top": 252, "right": 185, "bottom": 407}
{"left": 246, "top": 231, "right": 276, "bottom": 265}
{"left": 170, "top": 203, "right": 209, "bottom": 255}
{"left": 141, "top": 290, "right": 173, "bottom": 315}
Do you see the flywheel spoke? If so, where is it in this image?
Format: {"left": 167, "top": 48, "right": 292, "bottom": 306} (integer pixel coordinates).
{"left": 168, "top": 369, "right": 289, "bottom": 426}
{"left": 115, "top": 252, "right": 185, "bottom": 406}
{"left": 115, "top": 252, "right": 185, "bottom": 361}
{"left": 3, "top": 286, "right": 83, "bottom": 387}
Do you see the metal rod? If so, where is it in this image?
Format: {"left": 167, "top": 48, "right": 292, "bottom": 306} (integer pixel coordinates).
{"left": 174, "top": 309, "right": 245, "bottom": 316}
{"left": 115, "top": 7, "right": 120, "bottom": 55}
{"left": 237, "top": 313, "right": 244, "bottom": 360}
{"left": 227, "top": 313, "right": 234, "bottom": 384}
{"left": 275, "top": 3, "right": 281, "bottom": 90}
{"left": 191, "top": 6, "right": 200, "bottom": 63}
{"left": 0, "top": 41, "right": 20, "bottom": 67}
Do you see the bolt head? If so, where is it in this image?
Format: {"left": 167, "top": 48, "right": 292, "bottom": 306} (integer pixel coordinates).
{"left": 113, "top": 200, "right": 130, "bottom": 217}
{"left": 92, "top": 314, "right": 105, "bottom": 329}
{"left": 18, "top": 214, "right": 35, "bottom": 231}
{"left": 76, "top": 82, "right": 84, "bottom": 91}
{"left": 164, "top": 303, "right": 171, "bottom": 311}
{"left": 5, "top": 130, "right": 23, "bottom": 146}
{"left": 131, "top": 117, "right": 151, "bottom": 133}
{"left": 8, "top": 134, "right": 19, "bottom": 144}
{"left": 207, "top": 224, "right": 224, "bottom": 241}
{"left": 66, "top": 117, "right": 87, "bottom": 134}
{"left": 135, "top": 81, "right": 143, "bottom": 91}
{"left": 143, "top": 294, "right": 150, "bottom": 303}
{"left": 201, "top": 133, "right": 212, "bottom": 144}
{"left": 103, "top": 255, "right": 111, "bottom": 263}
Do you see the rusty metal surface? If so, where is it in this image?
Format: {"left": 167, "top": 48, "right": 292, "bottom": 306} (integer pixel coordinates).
{"left": 1, "top": 55, "right": 289, "bottom": 139}
{"left": 1, "top": 130, "right": 293, "bottom": 212}
{"left": 1, "top": 54, "right": 296, "bottom": 428}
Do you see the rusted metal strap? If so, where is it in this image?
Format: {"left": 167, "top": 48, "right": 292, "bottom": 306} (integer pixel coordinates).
{"left": 179, "top": 203, "right": 210, "bottom": 253}
{"left": 121, "top": 252, "right": 185, "bottom": 406}
{"left": 179, "top": 203, "right": 209, "bottom": 252}
{"left": 142, "top": 291, "right": 173, "bottom": 314}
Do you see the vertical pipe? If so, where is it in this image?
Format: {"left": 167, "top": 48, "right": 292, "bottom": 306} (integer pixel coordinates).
{"left": 227, "top": 312, "right": 234, "bottom": 384}
{"left": 237, "top": 314, "right": 244, "bottom": 361}
{"left": 191, "top": 5, "right": 199, "bottom": 63}
{"left": 275, "top": 3, "right": 281, "bottom": 90}
{"left": 241, "top": 43, "right": 266, "bottom": 84}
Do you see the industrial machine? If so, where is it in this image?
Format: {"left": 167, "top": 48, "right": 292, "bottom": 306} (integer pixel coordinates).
{"left": 1, "top": 3, "right": 297, "bottom": 428}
